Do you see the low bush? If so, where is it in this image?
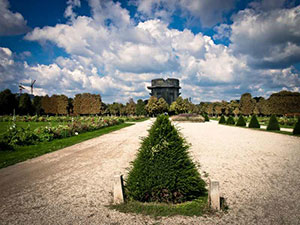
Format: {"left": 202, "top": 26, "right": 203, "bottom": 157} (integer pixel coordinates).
{"left": 293, "top": 117, "right": 300, "bottom": 135}
{"left": 125, "top": 115, "right": 206, "bottom": 203}
{"left": 236, "top": 115, "right": 246, "bottom": 127}
{"left": 171, "top": 114, "right": 204, "bottom": 122}
{"left": 267, "top": 115, "right": 280, "bottom": 131}
{"left": 226, "top": 116, "right": 235, "bottom": 125}
{"left": 248, "top": 115, "right": 260, "bottom": 128}
{"left": 204, "top": 114, "right": 209, "bottom": 122}
{"left": 219, "top": 115, "right": 226, "bottom": 124}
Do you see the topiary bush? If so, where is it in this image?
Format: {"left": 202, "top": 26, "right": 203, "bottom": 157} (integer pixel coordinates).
{"left": 293, "top": 117, "right": 300, "bottom": 135}
{"left": 236, "top": 115, "right": 246, "bottom": 127}
{"left": 204, "top": 114, "right": 209, "bottom": 122}
{"left": 125, "top": 114, "right": 206, "bottom": 203}
{"left": 248, "top": 115, "right": 260, "bottom": 128}
{"left": 219, "top": 115, "right": 226, "bottom": 124}
{"left": 226, "top": 116, "right": 235, "bottom": 125}
{"left": 267, "top": 115, "right": 280, "bottom": 131}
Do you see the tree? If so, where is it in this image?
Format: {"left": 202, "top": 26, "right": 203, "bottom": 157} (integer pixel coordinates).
{"left": 248, "top": 115, "right": 260, "bottom": 128}
{"left": 170, "top": 97, "right": 192, "bottom": 114}
{"left": 267, "top": 115, "right": 280, "bottom": 131}
{"left": 267, "top": 91, "right": 300, "bottom": 115}
{"left": 125, "top": 115, "right": 206, "bottom": 203}
{"left": 239, "top": 93, "right": 256, "bottom": 115}
{"left": 19, "top": 93, "right": 33, "bottom": 115}
{"left": 157, "top": 98, "right": 169, "bottom": 114}
{"left": 226, "top": 116, "right": 235, "bottom": 125}
{"left": 0, "top": 89, "right": 18, "bottom": 115}
{"left": 136, "top": 99, "right": 146, "bottom": 116}
{"left": 125, "top": 98, "right": 136, "bottom": 115}
{"left": 32, "top": 96, "right": 44, "bottom": 115}
{"left": 236, "top": 115, "right": 246, "bottom": 127}
{"left": 73, "top": 93, "right": 102, "bottom": 115}
{"left": 293, "top": 117, "right": 300, "bottom": 135}
{"left": 145, "top": 96, "right": 159, "bottom": 116}
{"left": 41, "top": 95, "right": 68, "bottom": 115}
{"left": 219, "top": 115, "right": 226, "bottom": 124}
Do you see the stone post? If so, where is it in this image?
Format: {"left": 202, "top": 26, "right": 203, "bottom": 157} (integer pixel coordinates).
{"left": 209, "top": 179, "right": 220, "bottom": 210}
{"left": 113, "top": 174, "right": 124, "bottom": 204}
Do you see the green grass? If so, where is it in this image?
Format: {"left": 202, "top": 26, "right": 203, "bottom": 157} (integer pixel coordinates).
{"left": 0, "top": 123, "right": 132, "bottom": 169}
{"left": 109, "top": 196, "right": 209, "bottom": 218}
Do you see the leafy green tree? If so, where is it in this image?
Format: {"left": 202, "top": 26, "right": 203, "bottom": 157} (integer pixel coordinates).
{"left": 236, "top": 115, "right": 246, "bottom": 127}
{"left": 126, "top": 115, "right": 206, "bottom": 203}
{"left": 0, "top": 89, "right": 18, "bottom": 115}
{"left": 125, "top": 98, "right": 136, "bottom": 115}
{"left": 32, "top": 96, "right": 44, "bottom": 115}
{"left": 219, "top": 115, "right": 226, "bottom": 124}
{"left": 267, "top": 115, "right": 280, "bottom": 131}
{"left": 136, "top": 99, "right": 146, "bottom": 116}
{"left": 19, "top": 93, "right": 33, "bottom": 115}
{"left": 145, "top": 96, "right": 159, "bottom": 116}
{"left": 293, "top": 117, "right": 300, "bottom": 135}
{"left": 239, "top": 93, "right": 256, "bottom": 115}
{"left": 157, "top": 98, "right": 169, "bottom": 114}
{"left": 226, "top": 116, "right": 235, "bottom": 125}
{"left": 248, "top": 115, "right": 260, "bottom": 128}
{"left": 73, "top": 93, "right": 102, "bottom": 115}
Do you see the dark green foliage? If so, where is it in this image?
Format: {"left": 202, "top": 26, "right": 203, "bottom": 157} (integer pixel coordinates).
{"left": 32, "top": 96, "right": 44, "bottom": 115}
{"left": 226, "top": 116, "right": 235, "bottom": 125}
{"left": 219, "top": 115, "right": 226, "bottom": 124}
{"left": 236, "top": 115, "right": 246, "bottom": 127}
{"left": 126, "top": 115, "right": 206, "bottom": 203}
{"left": 267, "top": 115, "right": 280, "bottom": 131}
{"left": 19, "top": 94, "right": 33, "bottom": 115}
{"left": 136, "top": 99, "right": 146, "bottom": 116}
{"left": 293, "top": 117, "right": 300, "bottom": 135}
{"left": 248, "top": 115, "right": 260, "bottom": 128}
{"left": 0, "top": 89, "right": 18, "bottom": 115}
{"left": 204, "top": 114, "right": 209, "bottom": 122}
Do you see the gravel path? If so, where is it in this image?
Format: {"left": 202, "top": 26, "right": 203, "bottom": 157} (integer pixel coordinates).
{"left": 0, "top": 119, "right": 299, "bottom": 225}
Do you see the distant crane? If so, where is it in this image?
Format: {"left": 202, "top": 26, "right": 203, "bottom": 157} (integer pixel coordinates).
{"left": 30, "top": 80, "right": 36, "bottom": 95}
{"left": 19, "top": 83, "right": 25, "bottom": 95}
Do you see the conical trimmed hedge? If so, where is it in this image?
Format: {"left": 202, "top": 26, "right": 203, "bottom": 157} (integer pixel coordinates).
{"left": 267, "top": 115, "right": 280, "bottom": 131}
{"left": 236, "top": 115, "right": 246, "bottom": 127}
{"left": 248, "top": 115, "right": 260, "bottom": 128}
{"left": 293, "top": 117, "right": 300, "bottom": 135}
{"left": 226, "top": 116, "right": 235, "bottom": 125}
{"left": 219, "top": 115, "right": 226, "bottom": 124}
{"left": 204, "top": 114, "right": 209, "bottom": 122}
{"left": 125, "top": 115, "right": 206, "bottom": 203}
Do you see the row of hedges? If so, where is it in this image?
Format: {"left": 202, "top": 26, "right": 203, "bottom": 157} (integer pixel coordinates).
{"left": 218, "top": 114, "right": 300, "bottom": 135}
{"left": 0, "top": 117, "right": 123, "bottom": 151}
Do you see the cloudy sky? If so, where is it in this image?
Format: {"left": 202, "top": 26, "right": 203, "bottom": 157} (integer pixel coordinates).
{"left": 0, "top": 0, "right": 299, "bottom": 103}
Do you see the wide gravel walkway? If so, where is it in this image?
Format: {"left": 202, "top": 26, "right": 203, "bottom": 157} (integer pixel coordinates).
{"left": 0, "top": 119, "right": 299, "bottom": 225}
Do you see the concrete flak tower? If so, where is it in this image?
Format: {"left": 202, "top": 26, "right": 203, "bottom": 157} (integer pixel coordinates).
{"left": 147, "top": 78, "right": 181, "bottom": 105}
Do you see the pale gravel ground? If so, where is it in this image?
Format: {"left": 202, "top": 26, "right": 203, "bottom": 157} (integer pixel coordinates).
{"left": 0, "top": 119, "right": 299, "bottom": 225}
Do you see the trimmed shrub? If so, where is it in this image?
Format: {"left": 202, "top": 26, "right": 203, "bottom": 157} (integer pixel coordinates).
{"left": 267, "top": 115, "right": 280, "bottom": 131}
{"left": 293, "top": 117, "right": 300, "bottom": 135}
{"left": 219, "top": 115, "right": 226, "bottom": 124}
{"left": 236, "top": 115, "right": 246, "bottom": 127}
{"left": 248, "top": 115, "right": 260, "bottom": 128}
{"left": 204, "top": 114, "right": 209, "bottom": 122}
{"left": 125, "top": 115, "right": 206, "bottom": 203}
{"left": 226, "top": 116, "right": 235, "bottom": 125}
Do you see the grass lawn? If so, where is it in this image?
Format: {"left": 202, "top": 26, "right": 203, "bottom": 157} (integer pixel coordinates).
{"left": 109, "top": 196, "right": 210, "bottom": 218}
{"left": 0, "top": 123, "right": 133, "bottom": 169}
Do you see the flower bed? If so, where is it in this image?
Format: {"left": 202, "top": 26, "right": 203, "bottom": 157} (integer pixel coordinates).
{"left": 0, "top": 117, "right": 123, "bottom": 151}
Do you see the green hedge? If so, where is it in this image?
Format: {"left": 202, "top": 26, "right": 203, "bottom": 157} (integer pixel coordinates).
{"left": 293, "top": 117, "right": 300, "bottom": 135}
{"left": 248, "top": 115, "right": 260, "bottom": 128}
{"left": 236, "top": 115, "right": 246, "bottom": 127}
{"left": 125, "top": 115, "right": 206, "bottom": 203}
{"left": 219, "top": 115, "right": 226, "bottom": 124}
{"left": 267, "top": 115, "right": 280, "bottom": 131}
{"left": 226, "top": 116, "right": 235, "bottom": 125}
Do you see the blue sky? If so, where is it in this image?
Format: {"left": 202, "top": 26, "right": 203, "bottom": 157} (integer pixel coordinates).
{"left": 0, "top": 0, "right": 300, "bottom": 103}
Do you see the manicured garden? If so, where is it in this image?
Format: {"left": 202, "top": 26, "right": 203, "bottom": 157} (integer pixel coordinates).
{"left": 0, "top": 115, "right": 147, "bottom": 168}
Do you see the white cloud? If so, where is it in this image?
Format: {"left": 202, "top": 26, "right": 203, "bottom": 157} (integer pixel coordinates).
{"left": 1, "top": 0, "right": 299, "bottom": 103}
{"left": 230, "top": 5, "right": 300, "bottom": 69}
{"left": 0, "top": 0, "right": 30, "bottom": 36}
